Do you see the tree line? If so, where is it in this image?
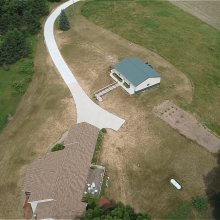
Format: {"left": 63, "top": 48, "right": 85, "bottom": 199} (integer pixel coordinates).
{"left": 0, "top": 0, "right": 60, "bottom": 65}
{"left": 78, "top": 194, "right": 151, "bottom": 220}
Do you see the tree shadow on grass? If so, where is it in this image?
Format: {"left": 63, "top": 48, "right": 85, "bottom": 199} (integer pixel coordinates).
{"left": 204, "top": 152, "right": 220, "bottom": 220}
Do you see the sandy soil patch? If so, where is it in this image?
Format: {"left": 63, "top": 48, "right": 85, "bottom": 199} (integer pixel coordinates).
{"left": 169, "top": 0, "right": 220, "bottom": 30}
{"left": 156, "top": 101, "right": 220, "bottom": 153}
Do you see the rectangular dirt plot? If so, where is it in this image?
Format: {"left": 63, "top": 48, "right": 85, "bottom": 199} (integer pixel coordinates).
{"left": 156, "top": 101, "right": 220, "bottom": 153}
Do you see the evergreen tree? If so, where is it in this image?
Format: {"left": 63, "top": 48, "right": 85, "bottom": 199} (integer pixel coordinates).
{"left": 0, "top": 29, "right": 30, "bottom": 65}
{"left": 23, "top": 10, "right": 41, "bottom": 35}
{"left": 58, "top": 9, "right": 71, "bottom": 31}
{"left": 31, "top": 0, "right": 49, "bottom": 19}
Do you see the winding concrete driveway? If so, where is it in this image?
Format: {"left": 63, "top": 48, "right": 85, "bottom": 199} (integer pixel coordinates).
{"left": 44, "top": 0, "right": 125, "bottom": 131}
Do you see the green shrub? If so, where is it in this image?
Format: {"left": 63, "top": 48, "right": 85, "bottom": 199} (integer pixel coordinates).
{"left": 25, "top": 75, "right": 32, "bottom": 83}
{"left": 192, "top": 197, "right": 208, "bottom": 213}
{"left": 95, "top": 133, "right": 103, "bottom": 151}
{"left": 90, "top": 166, "right": 98, "bottom": 169}
{"left": 51, "top": 143, "right": 65, "bottom": 152}
{"left": 123, "top": 82, "right": 130, "bottom": 88}
{"left": 95, "top": 145, "right": 100, "bottom": 152}
{"left": 92, "top": 156, "right": 97, "bottom": 163}
{"left": 11, "top": 80, "right": 26, "bottom": 95}
{"left": 0, "top": 29, "right": 30, "bottom": 65}
{"left": 101, "top": 128, "right": 107, "bottom": 133}
{"left": 113, "top": 73, "right": 122, "bottom": 82}
{"left": 19, "top": 59, "right": 34, "bottom": 75}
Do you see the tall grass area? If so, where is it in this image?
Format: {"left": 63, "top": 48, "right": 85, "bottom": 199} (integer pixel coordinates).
{"left": 0, "top": 36, "right": 37, "bottom": 132}
{"left": 81, "top": 0, "right": 220, "bottom": 135}
{"left": 167, "top": 200, "right": 214, "bottom": 220}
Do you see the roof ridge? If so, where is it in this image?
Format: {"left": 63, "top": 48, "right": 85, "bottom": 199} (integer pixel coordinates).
{"left": 127, "top": 58, "right": 150, "bottom": 79}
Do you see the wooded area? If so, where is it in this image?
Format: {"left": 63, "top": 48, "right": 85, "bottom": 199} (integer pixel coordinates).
{"left": 79, "top": 194, "right": 151, "bottom": 220}
{"left": 0, "top": 0, "right": 61, "bottom": 65}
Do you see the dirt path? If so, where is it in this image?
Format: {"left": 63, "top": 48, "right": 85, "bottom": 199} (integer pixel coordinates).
{"left": 169, "top": 0, "right": 220, "bottom": 30}
{"left": 156, "top": 101, "right": 220, "bottom": 153}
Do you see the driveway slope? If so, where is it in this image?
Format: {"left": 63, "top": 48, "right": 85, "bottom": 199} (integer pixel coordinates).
{"left": 44, "top": 0, "right": 125, "bottom": 131}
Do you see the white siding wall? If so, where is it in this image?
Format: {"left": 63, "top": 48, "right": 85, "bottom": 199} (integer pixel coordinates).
{"left": 113, "top": 69, "right": 136, "bottom": 90}
{"left": 113, "top": 69, "right": 121, "bottom": 76}
{"left": 135, "top": 77, "right": 161, "bottom": 92}
{"left": 113, "top": 69, "right": 160, "bottom": 92}
{"left": 122, "top": 76, "right": 136, "bottom": 90}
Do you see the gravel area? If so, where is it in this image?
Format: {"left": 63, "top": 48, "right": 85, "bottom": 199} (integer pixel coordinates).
{"left": 157, "top": 101, "right": 220, "bottom": 153}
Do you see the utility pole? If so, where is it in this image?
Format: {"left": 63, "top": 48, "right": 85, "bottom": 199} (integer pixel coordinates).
{"left": 73, "top": 0, "right": 75, "bottom": 16}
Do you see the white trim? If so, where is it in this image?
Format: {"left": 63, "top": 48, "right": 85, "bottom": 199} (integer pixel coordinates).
{"left": 110, "top": 72, "right": 135, "bottom": 94}
{"left": 29, "top": 199, "right": 54, "bottom": 213}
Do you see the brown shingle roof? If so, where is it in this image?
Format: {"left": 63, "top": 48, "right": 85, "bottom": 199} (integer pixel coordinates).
{"left": 23, "top": 122, "right": 99, "bottom": 219}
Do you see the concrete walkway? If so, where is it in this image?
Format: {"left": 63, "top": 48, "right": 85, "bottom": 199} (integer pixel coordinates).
{"left": 44, "top": 0, "right": 125, "bottom": 131}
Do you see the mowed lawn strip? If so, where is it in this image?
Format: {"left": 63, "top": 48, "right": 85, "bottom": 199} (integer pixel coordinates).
{"left": 55, "top": 3, "right": 218, "bottom": 219}
{"left": 81, "top": 0, "right": 220, "bottom": 136}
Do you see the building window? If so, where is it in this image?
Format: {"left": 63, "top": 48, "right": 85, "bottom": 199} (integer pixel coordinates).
{"left": 147, "top": 84, "right": 150, "bottom": 86}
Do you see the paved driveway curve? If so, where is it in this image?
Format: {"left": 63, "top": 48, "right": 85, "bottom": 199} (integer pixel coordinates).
{"left": 44, "top": 0, "right": 125, "bottom": 131}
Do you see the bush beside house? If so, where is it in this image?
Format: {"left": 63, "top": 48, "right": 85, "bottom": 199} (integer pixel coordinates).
{"left": 113, "top": 73, "right": 122, "bottom": 82}
{"left": 123, "top": 82, "right": 130, "bottom": 88}
{"left": 51, "top": 143, "right": 65, "bottom": 152}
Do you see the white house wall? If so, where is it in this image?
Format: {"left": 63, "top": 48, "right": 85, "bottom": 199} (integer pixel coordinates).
{"left": 113, "top": 69, "right": 136, "bottom": 90}
{"left": 135, "top": 77, "right": 161, "bottom": 91}
{"left": 122, "top": 76, "right": 136, "bottom": 90}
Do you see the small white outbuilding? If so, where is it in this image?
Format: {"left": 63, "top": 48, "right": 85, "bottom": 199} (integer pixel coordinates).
{"left": 111, "top": 58, "right": 161, "bottom": 94}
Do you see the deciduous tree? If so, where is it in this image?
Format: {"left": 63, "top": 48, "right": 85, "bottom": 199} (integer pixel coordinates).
{"left": 0, "top": 29, "right": 30, "bottom": 65}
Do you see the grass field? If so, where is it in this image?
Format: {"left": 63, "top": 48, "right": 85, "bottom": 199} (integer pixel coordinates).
{"left": 167, "top": 200, "right": 214, "bottom": 220}
{"left": 0, "top": 36, "right": 37, "bottom": 133}
{"left": 54, "top": 3, "right": 219, "bottom": 219}
{"left": 169, "top": 0, "right": 220, "bottom": 30}
{"left": 0, "top": 1, "right": 76, "bottom": 218}
{"left": 81, "top": 0, "right": 220, "bottom": 136}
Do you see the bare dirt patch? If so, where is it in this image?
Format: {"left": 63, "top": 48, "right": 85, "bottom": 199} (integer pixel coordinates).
{"left": 169, "top": 0, "right": 220, "bottom": 30}
{"left": 156, "top": 101, "right": 220, "bottom": 153}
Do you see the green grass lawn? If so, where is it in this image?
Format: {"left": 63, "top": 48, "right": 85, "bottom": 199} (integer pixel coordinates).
{"left": 0, "top": 36, "right": 37, "bottom": 133}
{"left": 167, "top": 200, "right": 214, "bottom": 220}
{"left": 81, "top": 0, "right": 220, "bottom": 136}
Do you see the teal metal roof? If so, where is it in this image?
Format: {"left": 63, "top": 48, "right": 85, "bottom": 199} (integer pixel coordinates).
{"left": 114, "top": 58, "right": 161, "bottom": 86}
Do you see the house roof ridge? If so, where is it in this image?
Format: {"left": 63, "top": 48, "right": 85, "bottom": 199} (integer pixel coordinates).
{"left": 127, "top": 58, "right": 150, "bottom": 83}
